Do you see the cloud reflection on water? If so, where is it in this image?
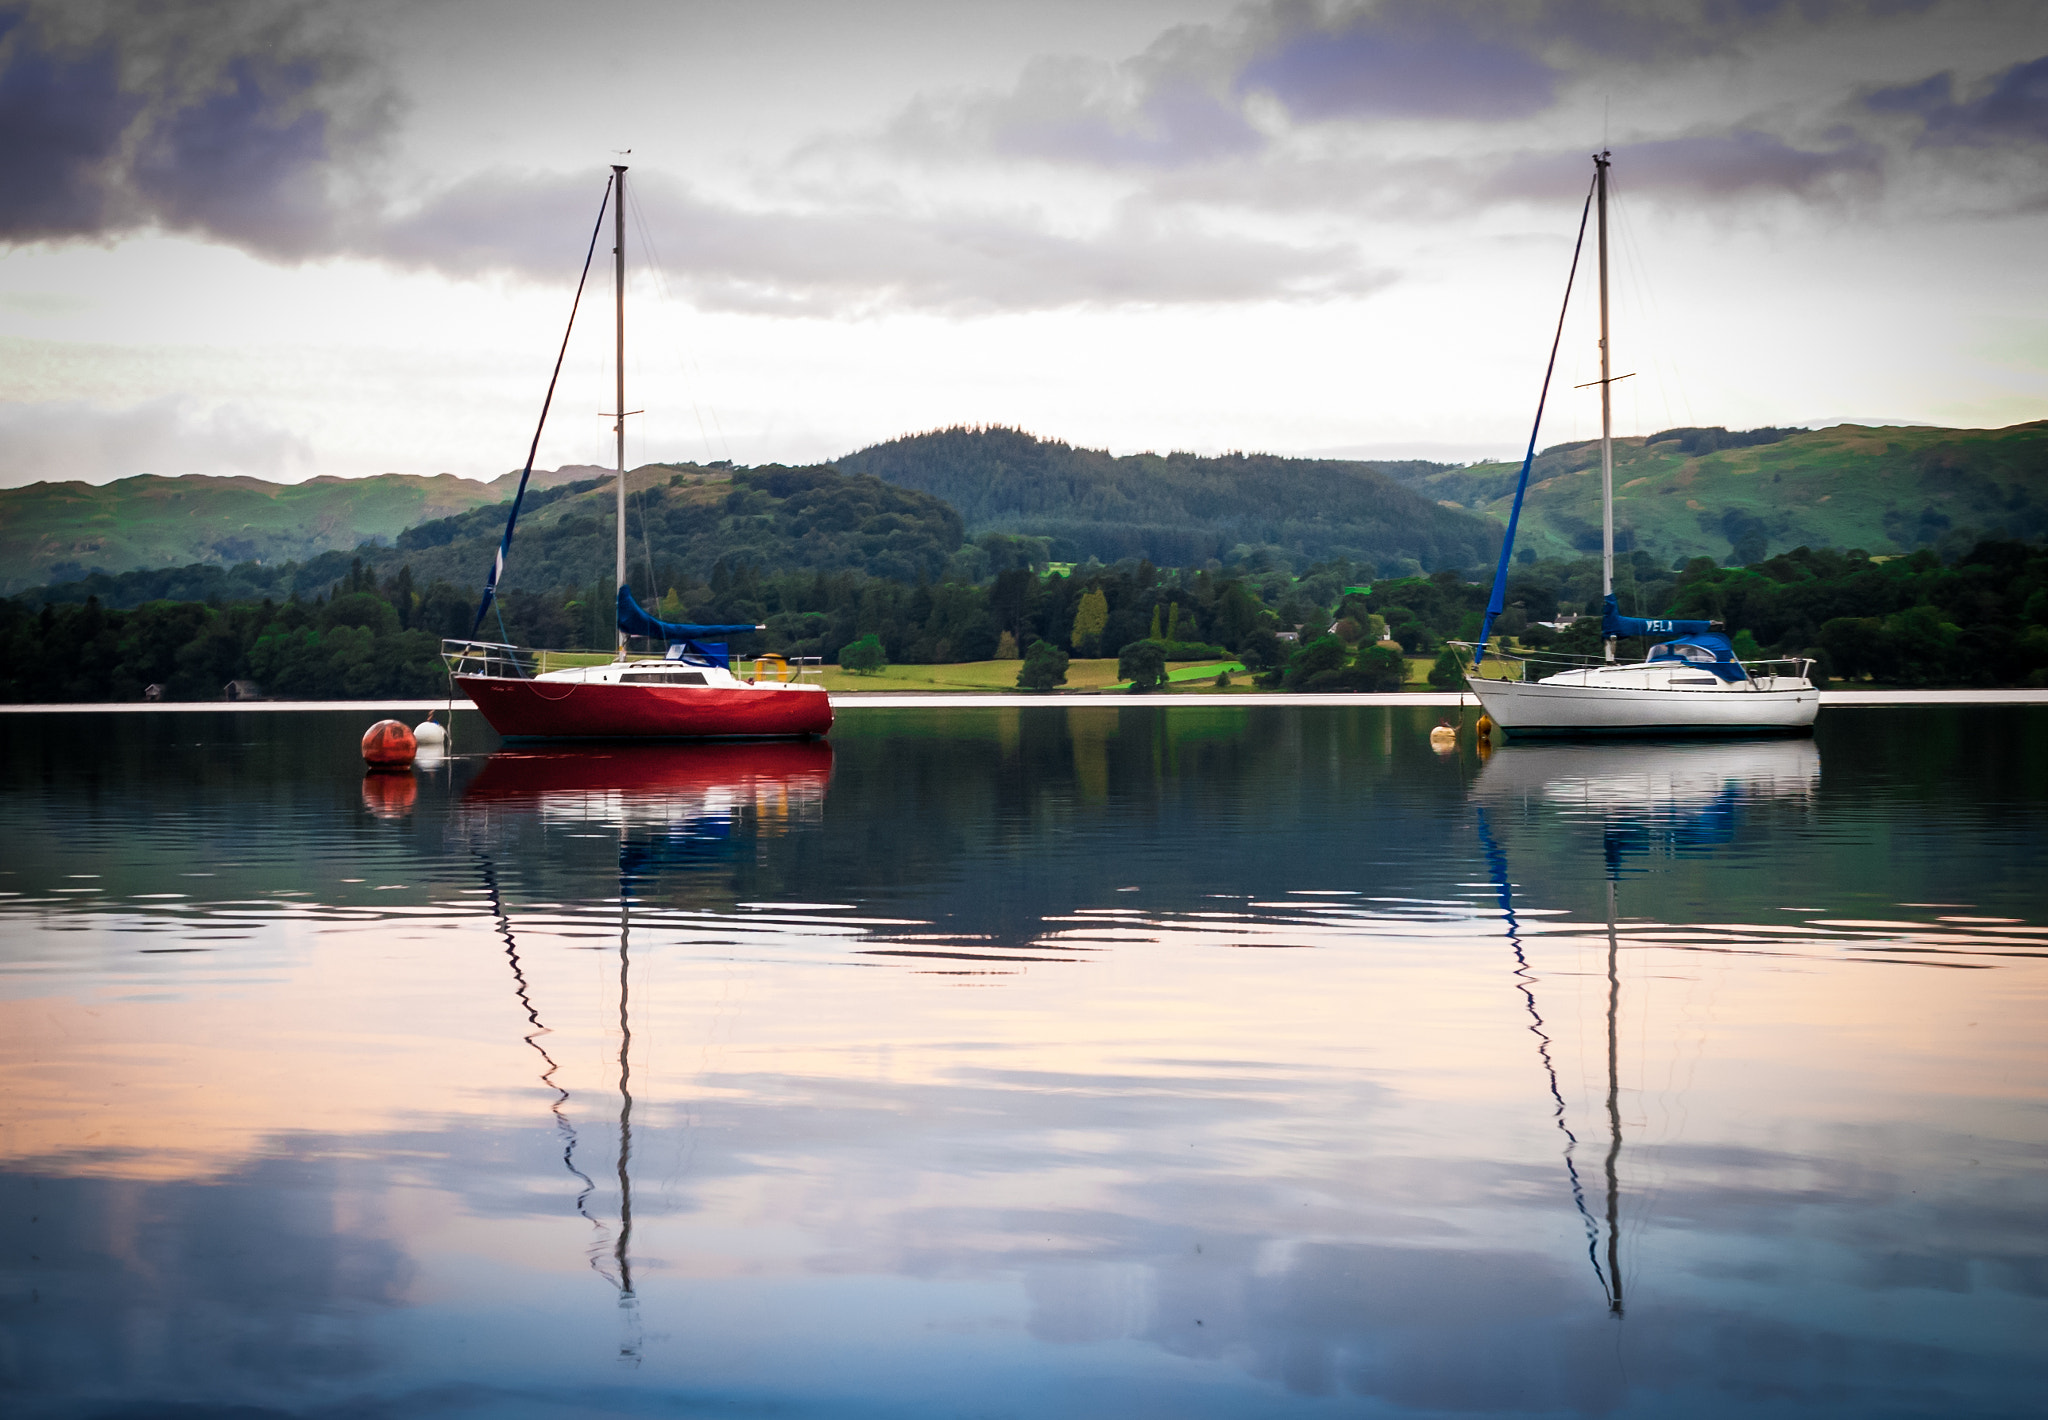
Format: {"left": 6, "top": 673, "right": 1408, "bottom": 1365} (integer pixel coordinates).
{"left": 0, "top": 707, "right": 2044, "bottom": 1416}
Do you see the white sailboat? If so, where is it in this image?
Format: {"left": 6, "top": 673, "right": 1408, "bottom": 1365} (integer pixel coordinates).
{"left": 1461, "top": 153, "right": 1819, "bottom": 737}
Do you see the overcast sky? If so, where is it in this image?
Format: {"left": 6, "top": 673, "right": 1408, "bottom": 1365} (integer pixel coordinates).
{"left": 1, "top": 0, "right": 2044, "bottom": 486}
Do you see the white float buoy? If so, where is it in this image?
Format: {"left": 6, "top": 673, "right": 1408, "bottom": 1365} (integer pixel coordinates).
{"left": 413, "top": 717, "right": 448, "bottom": 747}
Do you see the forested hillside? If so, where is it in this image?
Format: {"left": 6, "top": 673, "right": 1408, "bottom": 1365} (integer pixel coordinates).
{"left": 0, "top": 464, "right": 607, "bottom": 595}
{"left": 1388, "top": 421, "right": 2048, "bottom": 566}
{"left": 834, "top": 425, "right": 1498, "bottom": 572}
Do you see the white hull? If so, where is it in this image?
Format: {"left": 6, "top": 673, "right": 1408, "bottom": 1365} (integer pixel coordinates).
{"left": 1466, "top": 674, "right": 1818, "bottom": 736}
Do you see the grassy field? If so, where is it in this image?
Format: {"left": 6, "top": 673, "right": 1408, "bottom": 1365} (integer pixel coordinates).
{"left": 514, "top": 648, "right": 1514, "bottom": 693}
{"left": 820, "top": 655, "right": 1449, "bottom": 693}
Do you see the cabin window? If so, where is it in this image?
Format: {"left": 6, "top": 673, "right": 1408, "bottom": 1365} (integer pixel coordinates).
{"left": 621, "top": 671, "right": 706, "bottom": 685}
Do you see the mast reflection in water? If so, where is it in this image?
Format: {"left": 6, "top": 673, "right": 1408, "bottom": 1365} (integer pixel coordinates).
{"left": 1474, "top": 736, "right": 1827, "bottom": 1322}
{"left": 461, "top": 740, "right": 835, "bottom": 1363}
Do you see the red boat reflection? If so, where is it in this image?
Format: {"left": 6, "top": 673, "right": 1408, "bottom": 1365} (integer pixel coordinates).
{"left": 464, "top": 739, "right": 834, "bottom": 827}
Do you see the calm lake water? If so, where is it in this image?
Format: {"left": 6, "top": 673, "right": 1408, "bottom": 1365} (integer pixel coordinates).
{"left": 2, "top": 704, "right": 2044, "bottom": 1419}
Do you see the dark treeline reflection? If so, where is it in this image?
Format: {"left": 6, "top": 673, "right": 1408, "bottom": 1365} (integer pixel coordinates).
{"left": 3, "top": 706, "right": 2045, "bottom": 934}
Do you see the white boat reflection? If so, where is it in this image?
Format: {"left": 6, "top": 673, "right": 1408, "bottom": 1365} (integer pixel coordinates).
{"left": 1474, "top": 735, "right": 1820, "bottom": 810}
{"left": 1470, "top": 739, "right": 1823, "bottom": 1320}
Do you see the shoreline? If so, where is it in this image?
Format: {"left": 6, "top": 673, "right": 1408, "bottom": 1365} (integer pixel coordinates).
{"left": 4, "top": 688, "right": 2047, "bottom": 713}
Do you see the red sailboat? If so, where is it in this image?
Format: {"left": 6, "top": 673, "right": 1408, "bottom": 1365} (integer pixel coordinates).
{"left": 443, "top": 164, "right": 832, "bottom": 741}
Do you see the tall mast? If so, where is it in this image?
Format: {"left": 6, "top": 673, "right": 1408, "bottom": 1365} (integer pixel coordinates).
{"left": 613, "top": 163, "right": 628, "bottom": 660}
{"left": 1596, "top": 151, "right": 1615, "bottom": 663}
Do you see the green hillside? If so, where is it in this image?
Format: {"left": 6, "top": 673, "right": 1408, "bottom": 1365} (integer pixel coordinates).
{"left": 374, "top": 461, "right": 963, "bottom": 597}
{"left": 0, "top": 464, "right": 608, "bottom": 596}
{"left": 23, "top": 462, "right": 966, "bottom": 630}
{"left": 833, "top": 425, "right": 1498, "bottom": 573}
{"left": 1392, "top": 422, "right": 2048, "bottom": 566}
{"left": 12, "top": 421, "right": 2047, "bottom": 604}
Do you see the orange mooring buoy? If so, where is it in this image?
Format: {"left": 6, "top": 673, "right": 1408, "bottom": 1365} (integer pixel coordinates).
{"left": 362, "top": 719, "right": 417, "bottom": 767}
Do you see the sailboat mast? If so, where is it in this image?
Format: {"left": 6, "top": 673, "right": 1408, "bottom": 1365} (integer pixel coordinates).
{"left": 613, "top": 163, "right": 629, "bottom": 660}
{"left": 1596, "top": 151, "right": 1615, "bottom": 663}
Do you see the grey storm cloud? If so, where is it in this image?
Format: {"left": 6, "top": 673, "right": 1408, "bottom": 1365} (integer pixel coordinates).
{"left": 881, "top": 0, "right": 1955, "bottom": 177}
{"left": 0, "top": 0, "right": 2016, "bottom": 314}
{"left": 1866, "top": 53, "right": 2048, "bottom": 148}
{"left": 1482, "top": 127, "right": 1884, "bottom": 205}
{"left": 887, "top": 50, "right": 1263, "bottom": 170}
{"left": 1235, "top": 2, "right": 1564, "bottom": 122}
{"left": 373, "top": 168, "right": 1388, "bottom": 315}
{"left": 0, "top": 1, "right": 1380, "bottom": 312}
{"left": 0, "top": 0, "right": 392, "bottom": 255}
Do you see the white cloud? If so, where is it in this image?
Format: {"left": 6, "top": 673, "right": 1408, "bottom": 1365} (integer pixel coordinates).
{"left": 0, "top": 396, "right": 312, "bottom": 488}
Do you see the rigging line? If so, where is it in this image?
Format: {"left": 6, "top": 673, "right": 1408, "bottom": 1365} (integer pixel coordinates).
{"left": 1475, "top": 808, "right": 1612, "bottom": 1303}
{"left": 626, "top": 182, "right": 732, "bottom": 465}
{"left": 472, "top": 173, "right": 615, "bottom": 636}
{"left": 635, "top": 474, "right": 658, "bottom": 601}
{"left": 1608, "top": 170, "right": 1691, "bottom": 433}
{"left": 1476, "top": 172, "right": 1598, "bottom": 664}
{"left": 476, "top": 846, "right": 604, "bottom": 1228}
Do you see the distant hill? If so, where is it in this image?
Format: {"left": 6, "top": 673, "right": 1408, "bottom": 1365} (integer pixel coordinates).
{"left": 832, "top": 426, "right": 1499, "bottom": 573}
{"left": 0, "top": 464, "right": 607, "bottom": 596}
{"left": 1383, "top": 422, "right": 2048, "bottom": 565}
{"left": 16, "top": 421, "right": 2046, "bottom": 604}
{"left": 21, "top": 463, "right": 965, "bottom": 618}
{"left": 372, "top": 461, "right": 962, "bottom": 594}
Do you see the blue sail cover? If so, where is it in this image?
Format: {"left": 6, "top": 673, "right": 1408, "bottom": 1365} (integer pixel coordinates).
{"left": 1601, "top": 598, "right": 1747, "bottom": 680}
{"left": 1600, "top": 594, "right": 1718, "bottom": 640}
{"left": 1645, "top": 631, "right": 1748, "bottom": 682}
{"left": 616, "top": 586, "right": 759, "bottom": 642}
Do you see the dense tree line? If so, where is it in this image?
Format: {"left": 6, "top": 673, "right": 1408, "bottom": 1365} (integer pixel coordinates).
{"left": 0, "top": 562, "right": 448, "bottom": 703}
{"left": 6, "top": 527, "right": 2043, "bottom": 700}
{"left": 1667, "top": 541, "right": 2048, "bottom": 686}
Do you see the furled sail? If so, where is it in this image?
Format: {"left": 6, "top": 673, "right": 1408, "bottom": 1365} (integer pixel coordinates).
{"left": 615, "top": 586, "right": 760, "bottom": 642}
{"left": 1598, "top": 594, "right": 1718, "bottom": 640}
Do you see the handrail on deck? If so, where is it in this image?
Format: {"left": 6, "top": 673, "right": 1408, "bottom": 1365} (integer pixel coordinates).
{"left": 441, "top": 639, "right": 536, "bottom": 680}
{"left": 1447, "top": 641, "right": 1814, "bottom": 684}
{"left": 442, "top": 640, "right": 826, "bottom": 685}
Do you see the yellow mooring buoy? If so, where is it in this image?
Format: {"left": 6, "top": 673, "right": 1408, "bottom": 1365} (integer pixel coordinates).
{"left": 1477, "top": 713, "right": 1495, "bottom": 740}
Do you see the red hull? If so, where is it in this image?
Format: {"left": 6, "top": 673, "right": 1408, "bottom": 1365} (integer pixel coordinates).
{"left": 457, "top": 675, "right": 833, "bottom": 740}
